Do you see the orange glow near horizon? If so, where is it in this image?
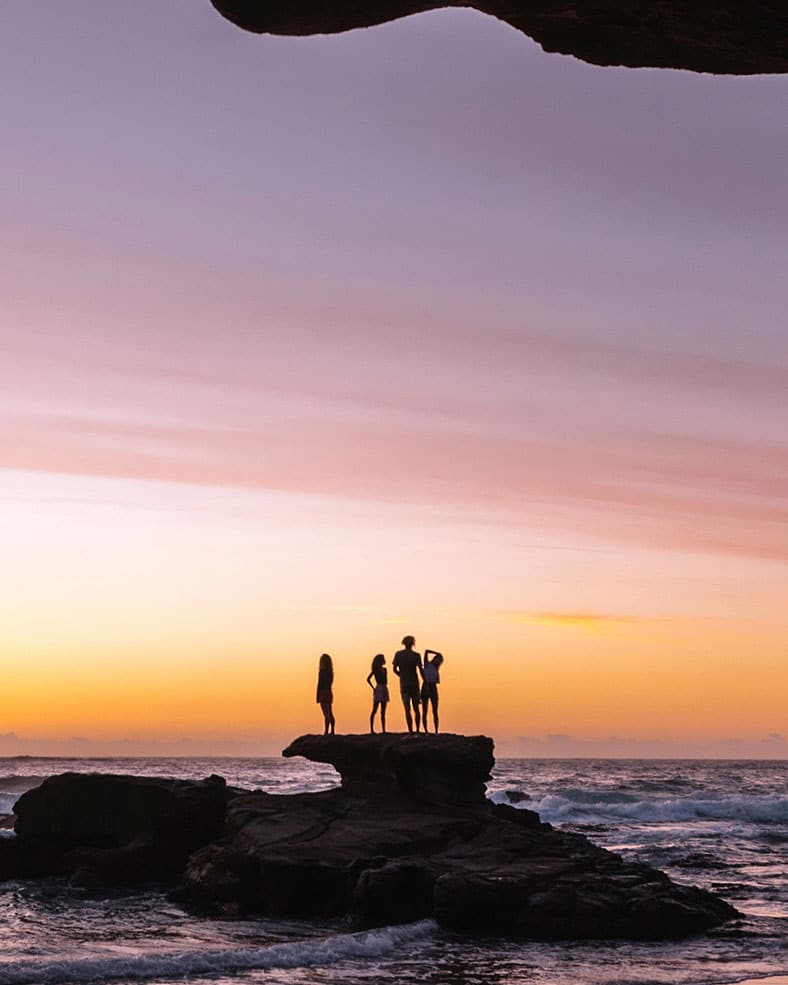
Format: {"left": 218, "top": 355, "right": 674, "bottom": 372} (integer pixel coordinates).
{"left": 1, "top": 6, "right": 786, "bottom": 759}
{"left": 1, "top": 471, "right": 785, "bottom": 755}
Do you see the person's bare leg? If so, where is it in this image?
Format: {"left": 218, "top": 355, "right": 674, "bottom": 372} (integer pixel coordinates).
{"left": 421, "top": 698, "right": 429, "bottom": 732}
{"left": 370, "top": 699, "right": 380, "bottom": 733}
{"left": 403, "top": 698, "right": 413, "bottom": 733}
{"left": 413, "top": 697, "right": 421, "bottom": 733}
{"left": 320, "top": 699, "right": 331, "bottom": 735}
{"left": 432, "top": 695, "right": 439, "bottom": 734}
{"left": 381, "top": 703, "right": 387, "bottom": 733}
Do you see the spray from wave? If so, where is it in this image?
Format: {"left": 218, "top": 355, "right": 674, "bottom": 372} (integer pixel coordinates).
{"left": 490, "top": 789, "right": 788, "bottom": 825}
{"left": 0, "top": 919, "right": 437, "bottom": 985}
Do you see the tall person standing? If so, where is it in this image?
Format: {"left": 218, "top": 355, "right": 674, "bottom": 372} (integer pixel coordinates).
{"left": 392, "top": 635, "right": 423, "bottom": 734}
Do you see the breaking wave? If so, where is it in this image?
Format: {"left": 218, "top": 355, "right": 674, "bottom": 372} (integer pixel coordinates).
{"left": 490, "top": 789, "right": 788, "bottom": 825}
{"left": 0, "top": 919, "right": 436, "bottom": 985}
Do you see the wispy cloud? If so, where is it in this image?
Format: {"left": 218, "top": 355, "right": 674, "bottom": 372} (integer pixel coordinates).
{"left": 495, "top": 610, "right": 645, "bottom": 633}
{"left": 2, "top": 407, "right": 787, "bottom": 562}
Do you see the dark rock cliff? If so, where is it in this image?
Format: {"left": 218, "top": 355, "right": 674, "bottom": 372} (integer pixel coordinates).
{"left": 210, "top": 2, "right": 788, "bottom": 75}
{"left": 0, "top": 736, "right": 740, "bottom": 939}
{"left": 180, "top": 733, "right": 738, "bottom": 938}
{"left": 5, "top": 773, "right": 237, "bottom": 883}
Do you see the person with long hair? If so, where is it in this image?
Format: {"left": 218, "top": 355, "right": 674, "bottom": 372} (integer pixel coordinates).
{"left": 316, "top": 653, "right": 335, "bottom": 735}
{"left": 366, "top": 653, "right": 389, "bottom": 733}
{"left": 421, "top": 649, "right": 443, "bottom": 734}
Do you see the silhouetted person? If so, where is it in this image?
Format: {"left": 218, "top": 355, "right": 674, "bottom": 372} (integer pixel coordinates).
{"left": 366, "top": 653, "right": 389, "bottom": 733}
{"left": 392, "top": 635, "right": 423, "bottom": 733}
{"left": 316, "top": 653, "right": 335, "bottom": 735}
{"left": 421, "top": 650, "right": 443, "bottom": 734}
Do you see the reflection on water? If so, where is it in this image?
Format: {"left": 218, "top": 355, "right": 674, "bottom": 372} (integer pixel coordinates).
{"left": 0, "top": 758, "right": 785, "bottom": 985}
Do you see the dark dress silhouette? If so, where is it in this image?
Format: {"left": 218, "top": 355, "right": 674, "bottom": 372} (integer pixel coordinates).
{"left": 316, "top": 653, "right": 335, "bottom": 735}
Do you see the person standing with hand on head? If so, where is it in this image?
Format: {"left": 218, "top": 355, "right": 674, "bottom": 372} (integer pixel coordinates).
{"left": 392, "top": 635, "right": 423, "bottom": 734}
{"left": 421, "top": 650, "right": 443, "bottom": 734}
{"left": 316, "top": 653, "right": 335, "bottom": 736}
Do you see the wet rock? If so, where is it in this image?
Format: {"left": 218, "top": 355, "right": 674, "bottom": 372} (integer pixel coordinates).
{"left": 210, "top": 1, "right": 788, "bottom": 75}
{"left": 354, "top": 860, "right": 435, "bottom": 927}
{"left": 176, "top": 733, "right": 739, "bottom": 939}
{"left": 1, "top": 738, "right": 740, "bottom": 941}
{"left": 9, "top": 773, "right": 240, "bottom": 882}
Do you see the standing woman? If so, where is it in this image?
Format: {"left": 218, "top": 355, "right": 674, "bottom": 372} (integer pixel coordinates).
{"left": 421, "top": 650, "right": 443, "bottom": 734}
{"left": 366, "top": 653, "right": 389, "bottom": 734}
{"left": 316, "top": 653, "right": 335, "bottom": 735}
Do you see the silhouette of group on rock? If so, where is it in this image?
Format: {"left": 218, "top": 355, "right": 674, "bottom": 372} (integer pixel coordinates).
{"left": 316, "top": 636, "right": 443, "bottom": 736}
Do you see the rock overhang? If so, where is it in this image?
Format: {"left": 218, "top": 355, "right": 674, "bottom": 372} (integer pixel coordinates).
{"left": 210, "top": 2, "right": 788, "bottom": 75}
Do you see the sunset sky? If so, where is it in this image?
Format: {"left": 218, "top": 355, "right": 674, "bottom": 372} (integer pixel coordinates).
{"left": 1, "top": 3, "right": 786, "bottom": 757}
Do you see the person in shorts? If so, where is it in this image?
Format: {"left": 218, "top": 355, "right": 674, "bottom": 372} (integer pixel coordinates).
{"left": 392, "top": 635, "right": 423, "bottom": 733}
{"left": 421, "top": 650, "right": 443, "bottom": 734}
{"left": 366, "top": 653, "right": 389, "bottom": 733}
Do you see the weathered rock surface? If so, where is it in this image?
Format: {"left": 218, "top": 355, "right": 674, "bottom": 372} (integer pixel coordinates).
{"left": 283, "top": 732, "right": 495, "bottom": 805}
{"left": 178, "top": 733, "right": 738, "bottom": 938}
{"left": 210, "top": 1, "right": 788, "bottom": 75}
{"left": 0, "top": 736, "right": 738, "bottom": 939}
{"left": 5, "top": 773, "right": 238, "bottom": 883}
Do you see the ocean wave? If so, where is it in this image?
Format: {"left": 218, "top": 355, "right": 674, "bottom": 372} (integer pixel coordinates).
{"left": 489, "top": 790, "right": 788, "bottom": 825}
{"left": 0, "top": 775, "right": 48, "bottom": 794}
{"left": 0, "top": 919, "right": 437, "bottom": 985}
{"left": 0, "top": 795, "right": 18, "bottom": 818}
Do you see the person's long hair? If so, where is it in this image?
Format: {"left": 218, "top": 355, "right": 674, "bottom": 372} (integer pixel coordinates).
{"left": 319, "top": 653, "right": 333, "bottom": 673}
{"left": 371, "top": 653, "right": 385, "bottom": 673}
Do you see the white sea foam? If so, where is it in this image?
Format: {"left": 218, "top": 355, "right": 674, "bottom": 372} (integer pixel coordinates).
{"left": 0, "top": 919, "right": 436, "bottom": 985}
{"left": 0, "top": 795, "right": 18, "bottom": 818}
{"left": 490, "top": 789, "right": 788, "bottom": 825}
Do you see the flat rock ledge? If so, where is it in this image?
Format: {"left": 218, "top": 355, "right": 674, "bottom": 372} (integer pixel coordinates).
{"left": 283, "top": 732, "right": 495, "bottom": 804}
{"left": 0, "top": 735, "right": 738, "bottom": 940}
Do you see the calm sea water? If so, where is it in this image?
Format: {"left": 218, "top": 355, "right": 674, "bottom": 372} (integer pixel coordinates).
{"left": 0, "top": 756, "right": 785, "bottom": 985}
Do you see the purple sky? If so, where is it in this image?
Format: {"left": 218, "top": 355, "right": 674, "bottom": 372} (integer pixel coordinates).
{"left": 3, "top": 3, "right": 786, "bottom": 559}
{"left": 0, "top": 3, "right": 786, "bottom": 750}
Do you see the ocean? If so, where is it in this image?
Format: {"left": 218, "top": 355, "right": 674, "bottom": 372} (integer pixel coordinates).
{"left": 0, "top": 757, "right": 785, "bottom": 985}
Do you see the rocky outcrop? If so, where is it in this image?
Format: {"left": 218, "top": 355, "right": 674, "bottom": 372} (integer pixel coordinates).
{"left": 5, "top": 773, "right": 239, "bottom": 883}
{"left": 178, "top": 733, "right": 738, "bottom": 938}
{"left": 0, "top": 737, "right": 738, "bottom": 939}
{"left": 283, "top": 732, "right": 495, "bottom": 805}
{"left": 210, "top": 1, "right": 788, "bottom": 75}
